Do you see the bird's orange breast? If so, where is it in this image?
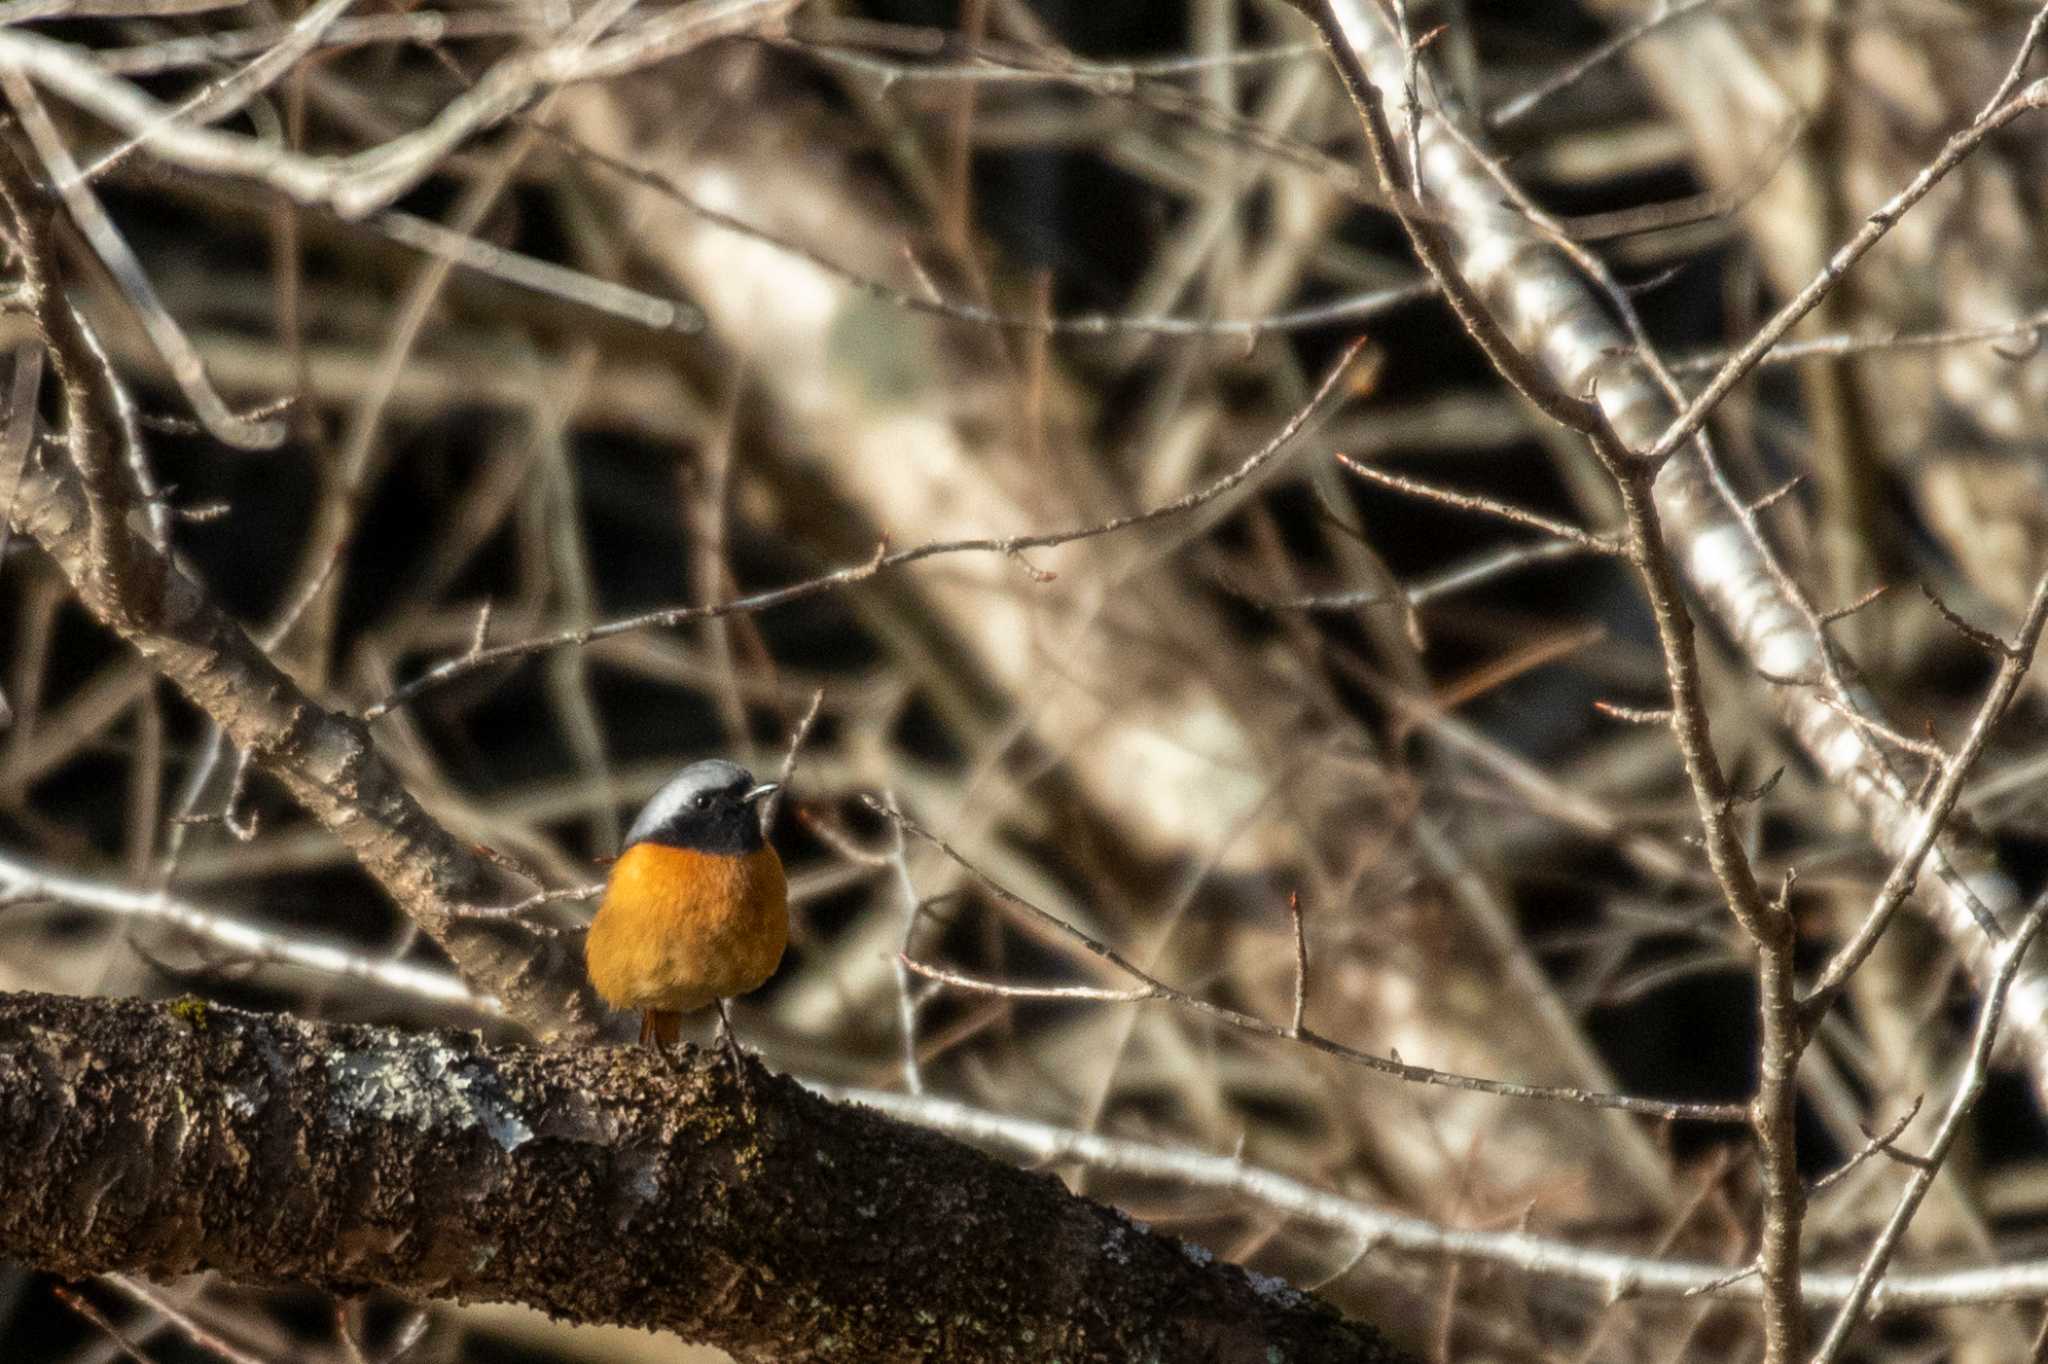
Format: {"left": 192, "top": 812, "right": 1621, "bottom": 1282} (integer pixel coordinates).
{"left": 585, "top": 842, "right": 788, "bottom": 1014}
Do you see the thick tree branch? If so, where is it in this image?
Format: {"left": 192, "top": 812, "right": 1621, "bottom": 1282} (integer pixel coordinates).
{"left": 0, "top": 105, "right": 603, "bottom": 1043}
{"left": 6, "top": 454, "right": 601, "bottom": 1041}
{"left": 0, "top": 991, "right": 1411, "bottom": 1364}
{"left": 0, "top": 140, "right": 162, "bottom": 617}
{"left": 0, "top": 126, "right": 599, "bottom": 1039}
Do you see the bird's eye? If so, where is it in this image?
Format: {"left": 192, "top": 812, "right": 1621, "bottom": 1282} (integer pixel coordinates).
{"left": 692, "top": 792, "right": 712, "bottom": 811}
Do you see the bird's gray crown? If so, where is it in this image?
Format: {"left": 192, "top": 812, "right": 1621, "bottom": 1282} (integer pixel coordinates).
{"left": 626, "top": 760, "right": 757, "bottom": 848}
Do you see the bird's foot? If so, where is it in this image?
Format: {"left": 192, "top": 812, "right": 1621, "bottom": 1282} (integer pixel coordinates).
{"left": 715, "top": 999, "right": 758, "bottom": 1120}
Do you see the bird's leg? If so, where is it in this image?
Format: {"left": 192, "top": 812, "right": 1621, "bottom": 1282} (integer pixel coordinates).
{"left": 715, "top": 998, "right": 757, "bottom": 1115}
{"left": 715, "top": 997, "right": 747, "bottom": 1070}
{"left": 641, "top": 1009, "right": 688, "bottom": 1073}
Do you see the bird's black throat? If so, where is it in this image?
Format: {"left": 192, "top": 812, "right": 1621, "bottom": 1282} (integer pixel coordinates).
{"left": 635, "top": 805, "right": 767, "bottom": 856}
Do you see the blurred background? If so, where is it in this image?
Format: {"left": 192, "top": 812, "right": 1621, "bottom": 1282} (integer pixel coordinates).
{"left": 6, "top": 0, "right": 2048, "bottom": 1360}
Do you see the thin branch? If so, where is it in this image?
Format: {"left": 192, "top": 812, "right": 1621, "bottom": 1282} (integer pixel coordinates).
{"left": 7, "top": 409, "right": 601, "bottom": 1038}
{"left": 830, "top": 1083, "right": 2048, "bottom": 1311}
{"left": 901, "top": 957, "right": 1159, "bottom": 1004}
{"left": 883, "top": 793, "right": 931, "bottom": 1095}
{"left": 1668, "top": 310, "right": 2048, "bottom": 373}
{"left": 364, "top": 206, "right": 705, "bottom": 335}
{"left": 0, "top": 848, "right": 495, "bottom": 1013}
{"left": 1643, "top": 21, "right": 2048, "bottom": 463}
{"left": 1594, "top": 700, "right": 1674, "bottom": 726}
{"left": 51, "top": 1286, "right": 155, "bottom": 1364}
{"left": 1408, "top": 537, "right": 1592, "bottom": 604}
{"left": 1279, "top": 0, "right": 2048, "bottom": 1132}
{"left": 0, "top": 65, "right": 284, "bottom": 448}
{"left": 761, "top": 686, "right": 825, "bottom": 831}
{"left": 1282, "top": 7, "right": 1805, "bottom": 1349}
{"left": 1288, "top": 889, "right": 1309, "bottom": 1035}
{"left": 103, "top": 1278, "right": 270, "bottom": 1364}
{"left": 1811, "top": 894, "right": 2048, "bottom": 1361}
{"left": 475, "top": 101, "right": 1440, "bottom": 339}
{"left": 1810, "top": 1098, "right": 1926, "bottom": 1197}
{"left": 0, "top": 0, "right": 804, "bottom": 219}
{"left": 366, "top": 337, "right": 1374, "bottom": 717}
{"left": 1487, "top": 0, "right": 1725, "bottom": 127}
{"left": 1801, "top": 568, "right": 2048, "bottom": 1029}
{"left": 95, "top": 11, "right": 550, "bottom": 76}
{"left": 878, "top": 799, "right": 1747, "bottom": 1123}
{"left": 1333, "top": 450, "right": 1619, "bottom": 551}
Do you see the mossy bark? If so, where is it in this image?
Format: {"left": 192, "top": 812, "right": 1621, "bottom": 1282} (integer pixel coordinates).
{"left": 0, "top": 992, "right": 1412, "bottom": 1363}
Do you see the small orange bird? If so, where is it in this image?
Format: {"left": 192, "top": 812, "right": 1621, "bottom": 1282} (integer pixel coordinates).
{"left": 585, "top": 760, "right": 787, "bottom": 1061}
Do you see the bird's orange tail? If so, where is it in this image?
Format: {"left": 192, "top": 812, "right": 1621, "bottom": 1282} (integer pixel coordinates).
{"left": 640, "top": 1009, "right": 682, "bottom": 1048}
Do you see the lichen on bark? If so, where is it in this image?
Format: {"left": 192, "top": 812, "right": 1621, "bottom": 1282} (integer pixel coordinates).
{"left": 0, "top": 991, "right": 1411, "bottom": 1363}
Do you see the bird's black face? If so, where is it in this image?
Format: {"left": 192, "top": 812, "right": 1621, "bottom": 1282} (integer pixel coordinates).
{"left": 626, "top": 760, "right": 777, "bottom": 856}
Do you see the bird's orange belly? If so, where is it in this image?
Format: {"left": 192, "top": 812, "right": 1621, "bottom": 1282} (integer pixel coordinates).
{"left": 586, "top": 843, "right": 788, "bottom": 1014}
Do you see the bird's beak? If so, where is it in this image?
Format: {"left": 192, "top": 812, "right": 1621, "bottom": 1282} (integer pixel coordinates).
{"left": 743, "top": 782, "right": 780, "bottom": 805}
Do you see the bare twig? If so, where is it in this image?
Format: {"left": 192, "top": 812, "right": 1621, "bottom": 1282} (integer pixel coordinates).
{"left": 365, "top": 206, "right": 705, "bottom": 335}
{"left": 1277, "top": 0, "right": 2048, "bottom": 1138}
{"left": 1811, "top": 894, "right": 2048, "bottom": 1361}
{"left": 879, "top": 798, "right": 1746, "bottom": 1123}
{"left": 1333, "top": 451, "right": 1619, "bottom": 551}
{"left": 0, "top": 66, "right": 283, "bottom": 448}
{"left": 50, "top": 1286, "right": 154, "bottom": 1364}
{"left": 1810, "top": 1097, "right": 1926, "bottom": 1197}
{"left": 1669, "top": 310, "right": 2048, "bottom": 373}
{"left": 1643, "top": 20, "right": 2048, "bottom": 464}
{"left": 1487, "top": 0, "right": 1725, "bottom": 128}
{"left": 6, "top": 386, "right": 601, "bottom": 1037}
{"left": 366, "top": 337, "right": 1374, "bottom": 717}
{"left": 1281, "top": 3, "right": 1810, "bottom": 1349}
{"left": 1288, "top": 889, "right": 1308, "bottom": 1036}
{"left": 1802, "top": 569, "right": 2048, "bottom": 1028}
{"left": 0, "top": 848, "right": 495, "bottom": 1013}
{"left": 103, "top": 1278, "right": 270, "bottom": 1364}
{"left": 831, "top": 1083, "right": 2048, "bottom": 1310}
{"left": 762, "top": 687, "right": 825, "bottom": 832}
{"left": 0, "top": 0, "right": 806, "bottom": 219}
{"left": 470, "top": 100, "right": 1440, "bottom": 338}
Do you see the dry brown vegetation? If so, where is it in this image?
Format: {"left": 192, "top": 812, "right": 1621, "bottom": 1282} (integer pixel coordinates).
{"left": 9, "top": 1, "right": 2048, "bottom": 1361}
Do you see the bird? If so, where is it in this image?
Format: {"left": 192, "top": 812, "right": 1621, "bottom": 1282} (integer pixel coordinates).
{"left": 585, "top": 759, "right": 787, "bottom": 1066}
